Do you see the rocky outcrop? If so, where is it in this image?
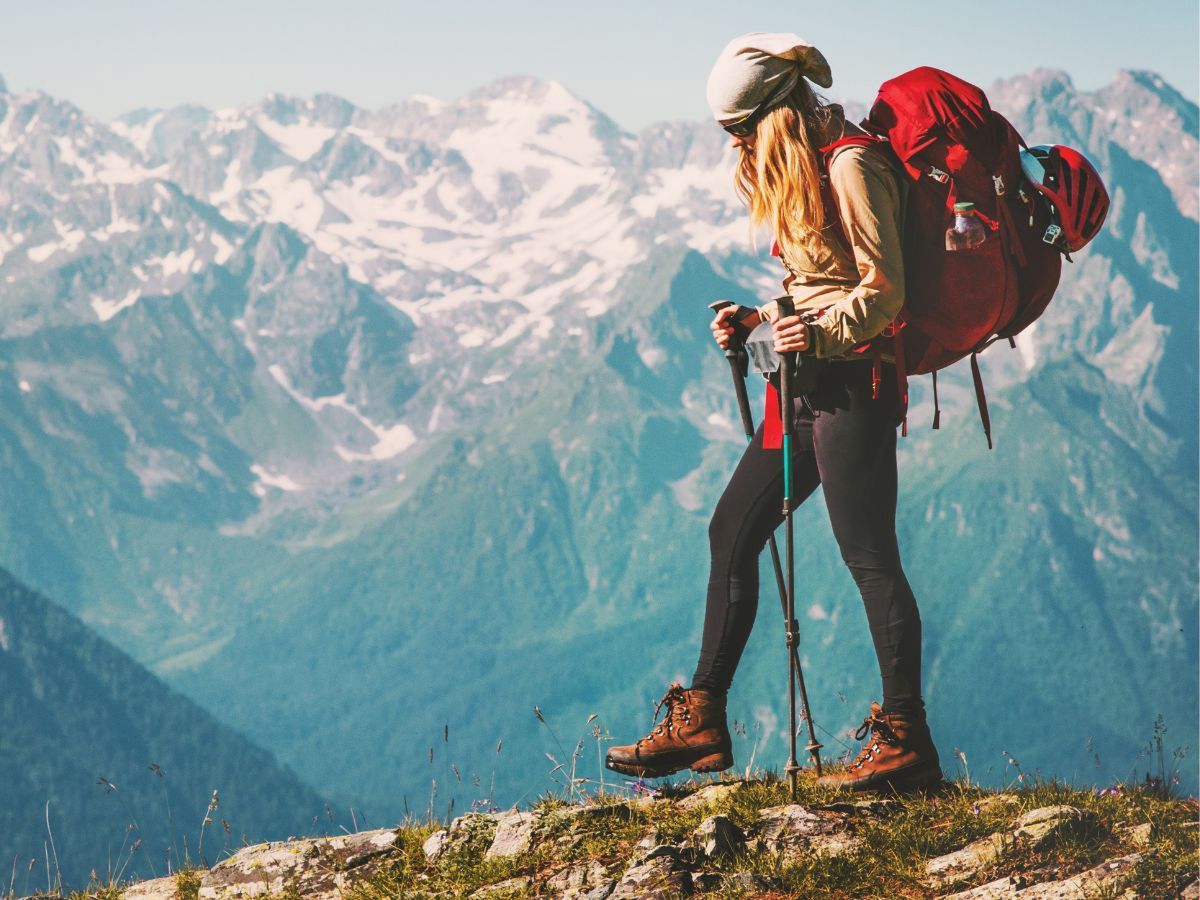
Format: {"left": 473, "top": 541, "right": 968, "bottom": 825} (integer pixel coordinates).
{"left": 101, "top": 782, "right": 1190, "bottom": 899}
{"left": 197, "top": 828, "right": 400, "bottom": 899}
{"left": 926, "top": 805, "right": 1095, "bottom": 890}
{"left": 942, "top": 852, "right": 1143, "bottom": 898}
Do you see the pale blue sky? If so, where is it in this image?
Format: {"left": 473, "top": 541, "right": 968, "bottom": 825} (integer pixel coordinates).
{"left": 1, "top": 0, "right": 1196, "bottom": 129}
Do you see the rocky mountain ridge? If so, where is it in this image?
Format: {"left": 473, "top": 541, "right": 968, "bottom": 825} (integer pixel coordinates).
{"left": 90, "top": 777, "right": 1199, "bottom": 898}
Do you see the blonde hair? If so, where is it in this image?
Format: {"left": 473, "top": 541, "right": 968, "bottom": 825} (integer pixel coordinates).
{"left": 733, "top": 80, "right": 840, "bottom": 264}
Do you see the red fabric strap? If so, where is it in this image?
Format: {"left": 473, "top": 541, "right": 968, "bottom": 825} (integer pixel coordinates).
{"left": 763, "top": 380, "right": 783, "bottom": 450}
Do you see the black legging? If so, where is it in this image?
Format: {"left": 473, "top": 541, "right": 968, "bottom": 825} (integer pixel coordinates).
{"left": 690, "top": 359, "right": 925, "bottom": 718}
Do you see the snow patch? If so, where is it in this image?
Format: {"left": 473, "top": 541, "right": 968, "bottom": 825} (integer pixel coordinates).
{"left": 250, "top": 464, "right": 303, "bottom": 492}
{"left": 268, "top": 364, "right": 416, "bottom": 461}
{"left": 256, "top": 116, "right": 335, "bottom": 162}
{"left": 458, "top": 327, "right": 488, "bottom": 347}
{"left": 251, "top": 168, "right": 327, "bottom": 232}
{"left": 92, "top": 289, "right": 142, "bottom": 322}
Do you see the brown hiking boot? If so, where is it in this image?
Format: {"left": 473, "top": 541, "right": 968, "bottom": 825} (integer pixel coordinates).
{"left": 818, "top": 701, "right": 943, "bottom": 793}
{"left": 605, "top": 682, "right": 734, "bottom": 778}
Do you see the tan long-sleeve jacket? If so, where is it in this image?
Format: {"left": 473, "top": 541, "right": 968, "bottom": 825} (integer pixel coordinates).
{"left": 779, "top": 138, "right": 908, "bottom": 360}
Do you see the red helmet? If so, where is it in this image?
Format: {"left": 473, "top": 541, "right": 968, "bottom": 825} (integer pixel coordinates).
{"left": 1019, "top": 144, "right": 1110, "bottom": 252}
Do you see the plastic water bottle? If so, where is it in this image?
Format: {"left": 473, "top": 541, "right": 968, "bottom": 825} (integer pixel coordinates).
{"left": 945, "top": 201, "right": 987, "bottom": 251}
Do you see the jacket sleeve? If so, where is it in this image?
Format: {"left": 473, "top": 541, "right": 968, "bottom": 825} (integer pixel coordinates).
{"left": 806, "top": 148, "right": 906, "bottom": 358}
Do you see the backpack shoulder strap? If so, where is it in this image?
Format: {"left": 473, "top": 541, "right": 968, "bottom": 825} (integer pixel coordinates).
{"left": 816, "top": 134, "right": 884, "bottom": 255}
{"left": 819, "top": 134, "right": 884, "bottom": 170}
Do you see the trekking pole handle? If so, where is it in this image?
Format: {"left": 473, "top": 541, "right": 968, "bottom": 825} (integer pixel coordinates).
{"left": 707, "top": 300, "right": 760, "bottom": 354}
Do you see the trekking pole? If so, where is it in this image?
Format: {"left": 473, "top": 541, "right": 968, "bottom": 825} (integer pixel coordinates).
{"left": 708, "top": 301, "right": 823, "bottom": 791}
{"left": 773, "top": 296, "right": 823, "bottom": 801}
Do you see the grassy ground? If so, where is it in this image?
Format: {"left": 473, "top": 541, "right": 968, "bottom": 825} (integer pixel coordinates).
{"left": 341, "top": 771, "right": 1198, "bottom": 899}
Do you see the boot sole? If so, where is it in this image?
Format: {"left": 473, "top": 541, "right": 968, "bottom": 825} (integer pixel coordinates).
{"left": 820, "top": 759, "right": 943, "bottom": 793}
{"left": 605, "top": 749, "right": 733, "bottom": 779}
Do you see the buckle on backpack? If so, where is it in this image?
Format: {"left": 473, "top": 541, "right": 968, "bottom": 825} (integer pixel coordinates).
{"left": 993, "top": 174, "right": 1006, "bottom": 196}
{"left": 1042, "top": 223, "right": 1063, "bottom": 246}
{"left": 927, "top": 166, "right": 949, "bottom": 184}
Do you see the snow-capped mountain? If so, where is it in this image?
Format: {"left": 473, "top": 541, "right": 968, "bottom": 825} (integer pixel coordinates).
{"left": 0, "top": 66, "right": 1193, "bottom": 826}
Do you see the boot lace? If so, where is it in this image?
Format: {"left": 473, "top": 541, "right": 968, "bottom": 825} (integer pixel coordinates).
{"left": 636, "top": 682, "right": 691, "bottom": 748}
{"left": 847, "top": 709, "right": 900, "bottom": 770}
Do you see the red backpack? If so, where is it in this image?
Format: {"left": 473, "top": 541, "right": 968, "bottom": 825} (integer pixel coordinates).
{"left": 817, "top": 67, "right": 1066, "bottom": 447}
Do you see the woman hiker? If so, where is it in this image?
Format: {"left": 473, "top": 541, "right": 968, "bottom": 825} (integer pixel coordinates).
{"left": 605, "top": 32, "right": 942, "bottom": 793}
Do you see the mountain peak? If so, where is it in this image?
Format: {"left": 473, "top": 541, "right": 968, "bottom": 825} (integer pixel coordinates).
{"left": 1014, "top": 67, "right": 1076, "bottom": 94}
{"left": 1114, "top": 69, "right": 1173, "bottom": 93}
{"left": 259, "top": 91, "right": 358, "bottom": 128}
{"left": 465, "top": 74, "right": 590, "bottom": 114}
{"left": 1109, "top": 69, "right": 1199, "bottom": 134}
{"left": 0, "top": 73, "right": 7, "bottom": 94}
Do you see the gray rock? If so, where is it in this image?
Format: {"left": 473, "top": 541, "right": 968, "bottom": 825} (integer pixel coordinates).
{"left": 120, "top": 875, "right": 181, "bottom": 899}
{"left": 690, "top": 814, "right": 745, "bottom": 859}
{"left": 485, "top": 809, "right": 538, "bottom": 859}
{"left": 421, "top": 812, "right": 499, "bottom": 864}
{"left": 422, "top": 828, "right": 450, "bottom": 861}
{"left": 1117, "top": 821, "right": 1152, "bottom": 848}
{"left": 1013, "top": 805, "right": 1085, "bottom": 830}
{"left": 926, "top": 831, "right": 1013, "bottom": 891}
{"left": 974, "top": 794, "right": 1021, "bottom": 814}
{"left": 1012, "top": 806, "right": 1093, "bottom": 849}
{"left": 1013, "top": 853, "right": 1142, "bottom": 898}
{"left": 542, "top": 859, "right": 613, "bottom": 898}
{"left": 926, "top": 806, "right": 1092, "bottom": 890}
{"left": 470, "top": 874, "right": 533, "bottom": 898}
{"left": 609, "top": 850, "right": 691, "bottom": 899}
{"left": 943, "top": 852, "right": 1144, "bottom": 899}
{"left": 675, "top": 780, "right": 748, "bottom": 811}
{"left": 941, "top": 871, "right": 1056, "bottom": 899}
{"left": 634, "top": 826, "right": 662, "bottom": 853}
{"left": 197, "top": 827, "right": 398, "bottom": 899}
{"left": 754, "top": 803, "right": 861, "bottom": 860}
